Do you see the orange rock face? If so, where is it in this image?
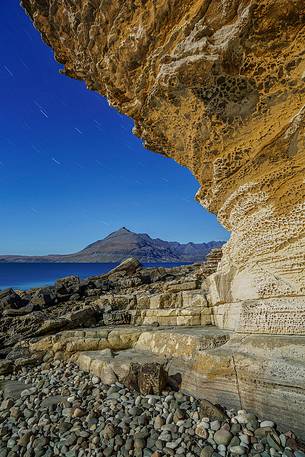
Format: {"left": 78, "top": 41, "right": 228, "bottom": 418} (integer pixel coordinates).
{"left": 21, "top": 1, "right": 305, "bottom": 309}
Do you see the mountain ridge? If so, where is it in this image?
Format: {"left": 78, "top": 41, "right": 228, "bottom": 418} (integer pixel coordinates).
{"left": 0, "top": 227, "right": 224, "bottom": 263}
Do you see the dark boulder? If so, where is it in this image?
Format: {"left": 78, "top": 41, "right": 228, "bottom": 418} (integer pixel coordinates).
{"left": 93, "top": 279, "right": 112, "bottom": 291}
{"left": 0, "top": 289, "right": 22, "bottom": 311}
{"left": 55, "top": 275, "right": 80, "bottom": 295}
{"left": 199, "top": 399, "right": 228, "bottom": 421}
{"left": 3, "top": 303, "right": 34, "bottom": 317}
{"left": 0, "top": 312, "right": 46, "bottom": 346}
{"left": 66, "top": 307, "right": 98, "bottom": 328}
{"left": 6, "top": 347, "right": 44, "bottom": 368}
{"left": 103, "top": 310, "right": 131, "bottom": 326}
{"left": 140, "top": 268, "right": 167, "bottom": 284}
{"left": 123, "top": 362, "right": 168, "bottom": 395}
{"left": 30, "top": 286, "right": 56, "bottom": 307}
{"left": 0, "top": 348, "right": 10, "bottom": 359}
{"left": 0, "top": 360, "right": 14, "bottom": 375}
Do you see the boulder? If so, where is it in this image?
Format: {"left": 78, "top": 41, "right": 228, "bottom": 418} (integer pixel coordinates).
{"left": 199, "top": 399, "right": 228, "bottom": 421}
{"left": 0, "top": 289, "right": 22, "bottom": 311}
{"left": 3, "top": 303, "right": 34, "bottom": 317}
{"left": 123, "top": 362, "right": 168, "bottom": 395}
{"left": 139, "top": 268, "right": 167, "bottom": 284}
{"left": 55, "top": 275, "right": 80, "bottom": 295}
{"left": 40, "top": 395, "right": 70, "bottom": 409}
{"left": 35, "top": 317, "right": 70, "bottom": 336}
{"left": 93, "top": 279, "right": 112, "bottom": 291}
{"left": 0, "top": 380, "right": 34, "bottom": 400}
{"left": 0, "top": 360, "right": 14, "bottom": 375}
{"left": 6, "top": 347, "right": 44, "bottom": 368}
{"left": 66, "top": 307, "right": 98, "bottom": 327}
{"left": 30, "top": 286, "right": 56, "bottom": 307}
{"left": 103, "top": 310, "right": 131, "bottom": 326}
{"left": 107, "top": 258, "right": 142, "bottom": 276}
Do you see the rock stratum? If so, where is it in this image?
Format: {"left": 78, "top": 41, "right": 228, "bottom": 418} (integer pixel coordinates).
{"left": 16, "top": 0, "right": 305, "bottom": 441}
{"left": 0, "top": 227, "right": 224, "bottom": 263}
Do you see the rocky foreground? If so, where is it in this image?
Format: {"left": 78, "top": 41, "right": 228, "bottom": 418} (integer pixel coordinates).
{"left": 1, "top": 360, "right": 304, "bottom": 457}
{"left": 0, "top": 253, "right": 221, "bottom": 351}
{"left": 1, "top": 254, "right": 305, "bottom": 454}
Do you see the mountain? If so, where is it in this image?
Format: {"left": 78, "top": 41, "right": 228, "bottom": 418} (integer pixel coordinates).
{"left": 0, "top": 227, "right": 224, "bottom": 263}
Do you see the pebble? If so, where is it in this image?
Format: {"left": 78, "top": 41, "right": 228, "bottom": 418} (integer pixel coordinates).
{"left": 200, "top": 449, "right": 214, "bottom": 457}
{"left": 0, "top": 360, "right": 303, "bottom": 457}
{"left": 210, "top": 420, "right": 221, "bottom": 431}
{"left": 260, "top": 420, "right": 275, "bottom": 428}
{"left": 230, "top": 445, "right": 247, "bottom": 455}
{"left": 214, "top": 429, "right": 233, "bottom": 445}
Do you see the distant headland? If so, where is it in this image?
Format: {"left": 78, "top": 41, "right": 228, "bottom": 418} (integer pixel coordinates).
{"left": 0, "top": 227, "right": 224, "bottom": 263}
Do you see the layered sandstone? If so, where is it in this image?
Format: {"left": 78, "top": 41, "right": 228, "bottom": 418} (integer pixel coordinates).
{"left": 21, "top": 0, "right": 305, "bottom": 328}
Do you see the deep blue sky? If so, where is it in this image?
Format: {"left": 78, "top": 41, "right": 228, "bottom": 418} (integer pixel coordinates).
{"left": 0, "top": 0, "right": 229, "bottom": 255}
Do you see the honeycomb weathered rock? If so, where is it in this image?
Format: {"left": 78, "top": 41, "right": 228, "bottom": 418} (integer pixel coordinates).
{"left": 21, "top": 1, "right": 305, "bottom": 316}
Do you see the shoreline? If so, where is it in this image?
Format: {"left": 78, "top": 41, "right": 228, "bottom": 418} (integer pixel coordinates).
{"left": 0, "top": 261, "right": 194, "bottom": 292}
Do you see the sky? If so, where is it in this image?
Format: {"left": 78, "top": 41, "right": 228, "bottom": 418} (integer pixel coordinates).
{"left": 0, "top": 0, "right": 229, "bottom": 256}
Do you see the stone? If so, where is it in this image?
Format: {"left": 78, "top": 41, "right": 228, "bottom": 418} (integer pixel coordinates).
{"left": 107, "top": 258, "right": 141, "bottom": 276}
{"left": 267, "top": 435, "right": 283, "bottom": 452}
{"left": 103, "top": 423, "right": 116, "bottom": 440}
{"left": 230, "top": 446, "right": 247, "bottom": 455}
{"left": 199, "top": 400, "right": 228, "bottom": 421}
{"left": 30, "top": 287, "right": 56, "bottom": 307}
{"left": 214, "top": 430, "right": 233, "bottom": 446}
{"left": 134, "top": 438, "right": 146, "bottom": 449}
{"left": 154, "top": 415, "right": 166, "bottom": 430}
{"left": 200, "top": 446, "right": 214, "bottom": 457}
{"left": 0, "top": 360, "right": 13, "bottom": 375}
{"left": 3, "top": 304, "right": 34, "bottom": 317}
{"left": 18, "top": 432, "right": 32, "bottom": 447}
{"left": 0, "top": 380, "right": 33, "bottom": 399}
{"left": 103, "top": 310, "right": 131, "bottom": 326}
{"left": 260, "top": 421, "right": 275, "bottom": 428}
{"left": 73, "top": 408, "right": 86, "bottom": 418}
{"left": 210, "top": 420, "right": 221, "bottom": 431}
{"left": 294, "top": 450, "right": 305, "bottom": 457}
{"left": 55, "top": 275, "right": 80, "bottom": 295}
{"left": 255, "top": 427, "right": 274, "bottom": 438}
{"left": 35, "top": 318, "right": 69, "bottom": 336}
{"left": 0, "top": 289, "right": 22, "bottom": 310}
{"left": 195, "top": 423, "right": 208, "bottom": 439}
{"left": 123, "top": 362, "right": 168, "bottom": 395}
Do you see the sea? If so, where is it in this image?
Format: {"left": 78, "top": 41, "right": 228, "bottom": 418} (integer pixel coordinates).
{"left": 0, "top": 262, "right": 191, "bottom": 291}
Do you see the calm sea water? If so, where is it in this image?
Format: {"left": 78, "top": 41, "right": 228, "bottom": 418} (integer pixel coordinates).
{"left": 0, "top": 262, "right": 190, "bottom": 291}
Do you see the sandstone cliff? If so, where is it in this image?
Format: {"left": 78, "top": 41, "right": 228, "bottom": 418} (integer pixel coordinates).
{"left": 21, "top": 0, "right": 305, "bottom": 326}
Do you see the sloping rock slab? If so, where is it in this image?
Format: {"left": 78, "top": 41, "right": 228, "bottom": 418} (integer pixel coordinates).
{"left": 0, "top": 381, "right": 34, "bottom": 400}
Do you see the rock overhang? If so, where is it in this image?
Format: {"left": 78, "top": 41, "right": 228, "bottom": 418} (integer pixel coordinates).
{"left": 20, "top": 0, "right": 305, "bottom": 308}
